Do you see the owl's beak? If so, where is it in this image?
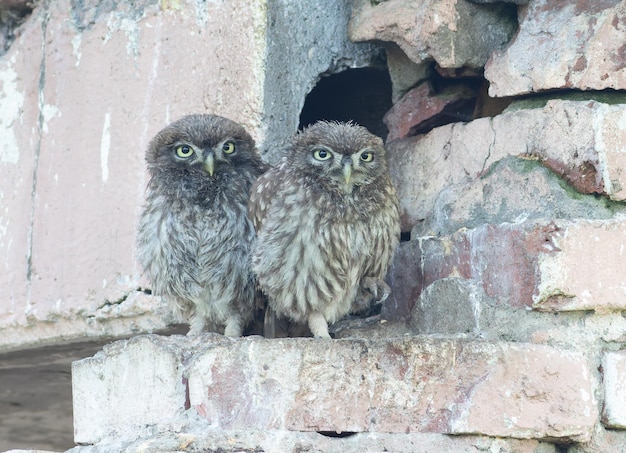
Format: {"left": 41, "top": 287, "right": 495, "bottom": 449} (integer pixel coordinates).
{"left": 204, "top": 153, "right": 215, "bottom": 176}
{"left": 342, "top": 161, "right": 352, "bottom": 185}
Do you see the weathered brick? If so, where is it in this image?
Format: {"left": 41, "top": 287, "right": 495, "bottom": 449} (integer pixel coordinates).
{"left": 602, "top": 350, "right": 626, "bottom": 429}
{"left": 534, "top": 219, "right": 626, "bottom": 312}
{"left": 72, "top": 335, "right": 197, "bottom": 444}
{"left": 387, "top": 100, "right": 626, "bottom": 233}
{"left": 386, "top": 221, "right": 558, "bottom": 315}
{"left": 187, "top": 336, "right": 597, "bottom": 442}
{"left": 349, "top": 0, "right": 516, "bottom": 69}
{"left": 486, "top": 0, "right": 626, "bottom": 96}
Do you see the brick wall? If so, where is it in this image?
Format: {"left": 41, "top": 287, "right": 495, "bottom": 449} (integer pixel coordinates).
{"left": 3, "top": 0, "right": 626, "bottom": 451}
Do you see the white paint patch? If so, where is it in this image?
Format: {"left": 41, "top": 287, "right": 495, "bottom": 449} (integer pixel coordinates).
{"left": 0, "top": 58, "right": 24, "bottom": 164}
{"left": 100, "top": 111, "right": 111, "bottom": 183}
{"left": 41, "top": 104, "right": 60, "bottom": 134}
{"left": 71, "top": 34, "right": 82, "bottom": 66}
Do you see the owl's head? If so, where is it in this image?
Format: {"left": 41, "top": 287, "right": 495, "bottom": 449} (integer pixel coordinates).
{"left": 290, "top": 121, "right": 388, "bottom": 192}
{"left": 146, "top": 114, "right": 259, "bottom": 180}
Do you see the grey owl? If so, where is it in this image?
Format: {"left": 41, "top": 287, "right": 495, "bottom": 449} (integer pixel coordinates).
{"left": 250, "top": 121, "right": 401, "bottom": 338}
{"left": 137, "top": 114, "right": 267, "bottom": 336}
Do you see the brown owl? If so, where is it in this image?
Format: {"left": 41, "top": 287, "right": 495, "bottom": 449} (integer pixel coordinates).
{"left": 137, "top": 114, "right": 267, "bottom": 336}
{"left": 250, "top": 121, "right": 400, "bottom": 338}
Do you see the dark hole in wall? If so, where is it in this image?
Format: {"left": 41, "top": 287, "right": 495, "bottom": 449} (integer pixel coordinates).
{"left": 317, "top": 431, "right": 358, "bottom": 438}
{"left": 299, "top": 67, "right": 393, "bottom": 141}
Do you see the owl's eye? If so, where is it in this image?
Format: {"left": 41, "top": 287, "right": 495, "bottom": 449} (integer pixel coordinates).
{"left": 360, "top": 151, "right": 374, "bottom": 162}
{"left": 222, "top": 141, "right": 235, "bottom": 154}
{"left": 175, "top": 145, "right": 194, "bottom": 158}
{"left": 313, "top": 148, "right": 332, "bottom": 161}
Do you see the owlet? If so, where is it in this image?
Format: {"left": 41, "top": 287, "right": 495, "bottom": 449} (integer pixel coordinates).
{"left": 137, "top": 114, "right": 267, "bottom": 336}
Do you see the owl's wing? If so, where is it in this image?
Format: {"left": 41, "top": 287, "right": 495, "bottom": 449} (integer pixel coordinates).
{"left": 249, "top": 163, "right": 284, "bottom": 232}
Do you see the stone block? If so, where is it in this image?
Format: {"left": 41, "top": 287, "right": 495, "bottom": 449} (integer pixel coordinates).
{"left": 486, "top": 0, "right": 626, "bottom": 97}
{"left": 411, "top": 277, "right": 486, "bottom": 335}
{"left": 187, "top": 336, "right": 597, "bottom": 442}
{"left": 413, "top": 221, "right": 559, "bottom": 309}
{"left": 349, "top": 0, "right": 517, "bottom": 69}
{"left": 602, "top": 350, "right": 626, "bottom": 429}
{"left": 534, "top": 219, "right": 626, "bottom": 312}
{"left": 419, "top": 156, "right": 624, "bottom": 237}
{"left": 387, "top": 100, "right": 626, "bottom": 233}
{"left": 71, "top": 335, "right": 194, "bottom": 444}
{"left": 383, "top": 240, "right": 422, "bottom": 321}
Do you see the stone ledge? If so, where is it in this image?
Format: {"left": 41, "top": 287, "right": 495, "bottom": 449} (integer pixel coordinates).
{"left": 72, "top": 334, "right": 598, "bottom": 446}
{"left": 66, "top": 429, "right": 559, "bottom": 453}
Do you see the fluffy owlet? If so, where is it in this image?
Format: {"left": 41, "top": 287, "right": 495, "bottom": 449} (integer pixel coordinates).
{"left": 250, "top": 121, "right": 401, "bottom": 338}
{"left": 137, "top": 114, "right": 267, "bottom": 336}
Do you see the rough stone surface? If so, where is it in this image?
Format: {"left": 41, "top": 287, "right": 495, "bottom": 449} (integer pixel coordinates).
{"left": 486, "top": 0, "right": 626, "bottom": 97}
{"left": 387, "top": 219, "right": 626, "bottom": 319}
{"left": 186, "top": 336, "right": 596, "bottom": 442}
{"left": 534, "top": 218, "right": 626, "bottom": 312}
{"left": 349, "top": 0, "right": 517, "bottom": 69}
{"left": 406, "top": 221, "right": 559, "bottom": 310}
{"left": 387, "top": 100, "right": 626, "bottom": 233}
{"left": 602, "top": 350, "right": 626, "bottom": 429}
{"left": 411, "top": 278, "right": 485, "bottom": 335}
{"left": 420, "top": 156, "right": 626, "bottom": 237}
{"left": 72, "top": 334, "right": 201, "bottom": 445}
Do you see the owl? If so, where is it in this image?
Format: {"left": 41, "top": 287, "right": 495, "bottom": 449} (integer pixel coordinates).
{"left": 250, "top": 121, "right": 401, "bottom": 338}
{"left": 137, "top": 114, "right": 267, "bottom": 336}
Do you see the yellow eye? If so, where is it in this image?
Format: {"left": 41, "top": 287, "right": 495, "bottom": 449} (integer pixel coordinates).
{"left": 222, "top": 141, "right": 235, "bottom": 154}
{"left": 175, "top": 145, "right": 194, "bottom": 158}
{"left": 313, "top": 148, "right": 332, "bottom": 161}
{"left": 360, "top": 151, "right": 374, "bottom": 162}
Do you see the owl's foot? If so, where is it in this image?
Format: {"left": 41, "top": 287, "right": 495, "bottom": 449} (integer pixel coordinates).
{"left": 352, "top": 277, "right": 391, "bottom": 315}
{"left": 224, "top": 315, "right": 244, "bottom": 337}
{"left": 308, "top": 312, "right": 331, "bottom": 339}
{"left": 187, "top": 315, "right": 206, "bottom": 336}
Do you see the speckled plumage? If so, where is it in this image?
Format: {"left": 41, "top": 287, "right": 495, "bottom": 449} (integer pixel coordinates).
{"left": 249, "top": 121, "right": 401, "bottom": 338}
{"left": 137, "top": 114, "right": 267, "bottom": 336}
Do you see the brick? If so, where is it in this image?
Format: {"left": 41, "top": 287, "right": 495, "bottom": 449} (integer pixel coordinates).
{"left": 349, "top": 0, "right": 516, "bottom": 69}
{"left": 187, "top": 336, "right": 597, "bottom": 442}
{"left": 387, "top": 100, "right": 626, "bottom": 232}
{"left": 71, "top": 335, "right": 197, "bottom": 444}
{"left": 602, "top": 350, "right": 626, "bottom": 429}
{"left": 398, "top": 221, "right": 558, "bottom": 310}
{"left": 534, "top": 219, "right": 626, "bottom": 312}
{"left": 486, "top": 0, "right": 626, "bottom": 96}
